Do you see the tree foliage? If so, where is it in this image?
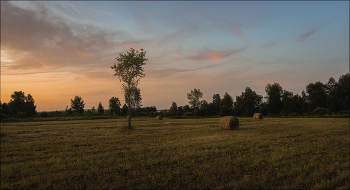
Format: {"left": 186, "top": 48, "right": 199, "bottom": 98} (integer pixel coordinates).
{"left": 187, "top": 88, "right": 203, "bottom": 110}
{"left": 169, "top": 102, "right": 178, "bottom": 114}
{"left": 265, "top": 83, "right": 283, "bottom": 115}
{"left": 212, "top": 94, "right": 221, "bottom": 115}
{"left": 235, "top": 87, "right": 262, "bottom": 116}
{"left": 71, "top": 96, "right": 85, "bottom": 116}
{"left": 111, "top": 48, "right": 147, "bottom": 128}
{"left": 109, "top": 97, "right": 121, "bottom": 116}
{"left": 305, "top": 81, "right": 327, "bottom": 112}
{"left": 98, "top": 102, "right": 104, "bottom": 115}
{"left": 220, "top": 92, "right": 234, "bottom": 116}
{"left": 6, "top": 91, "right": 37, "bottom": 117}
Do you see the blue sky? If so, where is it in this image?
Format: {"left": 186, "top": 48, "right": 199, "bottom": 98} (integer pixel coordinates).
{"left": 1, "top": 1, "right": 349, "bottom": 111}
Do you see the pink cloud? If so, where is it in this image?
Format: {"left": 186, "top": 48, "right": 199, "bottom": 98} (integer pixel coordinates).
{"left": 187, "top": 50, "right": 223, "bottom": 63}
{"left": 186, "top": 47, "right": 247, "bottom": 63}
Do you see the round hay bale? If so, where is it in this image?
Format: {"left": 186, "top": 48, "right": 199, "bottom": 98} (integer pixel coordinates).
{"left": 220, "top": 116, "right": 239, "bottom": 130}
{"left": 155, "top": 115, "right": 162, "bottom": 120}
{"left": 253, "top": 113, "right": 264, "bottom": 120}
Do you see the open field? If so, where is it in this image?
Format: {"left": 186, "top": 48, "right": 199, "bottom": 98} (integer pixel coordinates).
{"left": 1, "top": 117, "right": 349, "bottom": 189}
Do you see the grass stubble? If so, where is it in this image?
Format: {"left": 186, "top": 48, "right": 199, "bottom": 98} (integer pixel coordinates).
{"left": 1, "top": 117, "right": 349, "bottom": 189}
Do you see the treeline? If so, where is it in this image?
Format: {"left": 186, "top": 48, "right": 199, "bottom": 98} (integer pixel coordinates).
{"left": 162, "top": 73, "right": 349, "bottom": 118}
{"left": 1, "top": 73, "right": 348, "bottom": 120}
{"left": 0, "top": 93, "right": 159, "bottom": 120}
{"left": 0, "top": 91, "right": 37, "bottom": 118}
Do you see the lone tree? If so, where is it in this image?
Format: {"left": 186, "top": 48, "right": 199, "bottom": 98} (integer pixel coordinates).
{"left": 111, "top": 48, "right": 147, "bottom": 129}
{"left": 187, "top": 88, "right": 203, "bottom": 110}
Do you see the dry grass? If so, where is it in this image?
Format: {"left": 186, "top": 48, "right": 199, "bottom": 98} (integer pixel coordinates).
{"left": 1, "top": 117, "right": 349, "bottom": 189}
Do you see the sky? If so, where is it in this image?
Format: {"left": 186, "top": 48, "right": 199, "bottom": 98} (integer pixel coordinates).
{"left": 1, "top": 1, "right": 349, "bottom": 112}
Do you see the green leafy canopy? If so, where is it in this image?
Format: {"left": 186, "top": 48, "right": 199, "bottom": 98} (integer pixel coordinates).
{"left": 111, "top": 48, "right": 147, "bottom": 87}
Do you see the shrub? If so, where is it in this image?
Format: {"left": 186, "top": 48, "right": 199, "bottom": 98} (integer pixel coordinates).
{"left": 183, "top": 112, "right": 193, "bottom": 117}
{"left": 337, "top": 110, "right": 350, "bottom": 114}
{"left": 313, "top": 107, "right": 332, "bottom": 116}
{"left": 0, "top": 113, "right": 9, "bottom": 120}
{"left": 40, "top": 112, "right": 48, "bottom": 117}
{"left": 278, "top": 110, "right": 287, "bottom": 117}
{"left": 288, "top": 112, "right": 299, "bottom": 117}
{"left": 16, "top": 112, "right": 27, "bottom": 118}
{"left": 266, "top": 114, "right": 277, "bottom": 118}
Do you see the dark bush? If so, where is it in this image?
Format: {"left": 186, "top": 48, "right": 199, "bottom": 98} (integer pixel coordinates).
{"left": 313, "top": 107, "right": 332, "bottom": 116}
{"left": 183, "top": 112, "right": 193, "bottom": 117}
{"left": 266, "top": 114, "right": 277, "bottom": 118}
{"left": 288, "top": 112, "right": 299, "bottom": 117}
{"left": 40, "top": 112, "right": 48, "bottom": 117}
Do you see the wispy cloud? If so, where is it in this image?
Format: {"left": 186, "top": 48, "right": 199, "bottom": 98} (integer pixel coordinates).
{"left": 185, "top": 47, "right": 247, "bottom": 63}
{"left": 0, "top": 1, "right": 139, "bottom": 74}
{"left": 212, "top": 18, "right": 246, "bottom": 40}
{"left": 258, "top": 41, "right": 280, "bottom": 49}
{"left": 298, "top": 25, "right": 323, "bottom": 42}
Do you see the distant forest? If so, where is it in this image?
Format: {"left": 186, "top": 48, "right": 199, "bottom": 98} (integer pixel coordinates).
{"left": 1, "top": 73, "right": 348, "bottom": 121}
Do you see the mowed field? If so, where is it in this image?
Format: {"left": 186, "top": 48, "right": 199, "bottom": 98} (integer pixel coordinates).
{"left": 1, "top": 117, "right": 349, "bottom": 189}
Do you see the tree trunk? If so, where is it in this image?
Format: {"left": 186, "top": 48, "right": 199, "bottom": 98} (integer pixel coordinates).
{"left": 128, "top": 102, "right": 132, "bottom": 129}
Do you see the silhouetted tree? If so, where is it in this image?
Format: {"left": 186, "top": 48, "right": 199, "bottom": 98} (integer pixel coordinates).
{"left": 305, "top": 81, "right": 327, "bottom": 112}
{"left": 136, "top": 106, "right": 157, "bottom": 116}
{"left": 169, "top": 102, "right": 178, "bottom": 116}
{"left": 220, "top": 92, "right": 234, "bottom": 116}
{"left": 121, "top": 104, "right": 128, "bottom": 116}
{"left": 0, "top": 102, "right": 10, "bottom": 117}
{"left": 65, "top": 105, "right": 73, "bottom": 117}
{"left": 111, "top": 48, "right": 147, "bottom": 129}
{"left": 24, "top": 94, "right": 36, "bottom": 117}
{"left": 265, "top": 83, "right": 283, "bottom": 115}
{"left": 7, "top": 91, "right": 36, "bottom": 117}
{"left": 71, "top": 96, "right": 85, "bottom": 116}
{"left": 281, "top": 90, "right": 294, "bottom": 116}
{"left": 187, "top": 88, "right": 203, "bottom": 110}
{"left": 324, "top": 73, "right": 350, "bottom": 113}
{"left": 336, "top": 73, "right": 349, "bottom": 111}
{"left": 109, "top": 97, "right": 121, "bottom": 116}
{"left": 258, "top": 102, "right": 268, "bottom": 116}
{"left": 183, "top": 105, "right": 191, "bottom": 115}
{"left": 197, "top": 100, "right": 210, "bottom": 117}
{"left": 326, "top": 77, "right": 339, "bottom": 113}
{"left": 97, "top": 102, "right": 104, "bottom": 115}
{"left": 91, "top": 106, "right": 96, "bottom": 115}
{"left": 212, "top": 94, "right": 221, "bottom": 115}
{"left": 290, "top": 93, "right": 304, "bottom": 115}
{"left": 235, "top": 87, "right": 262, "bottom": 116}
{"left": 177, "top": 106, "right": 183, "bottom": 116}
{"left": 8, "top": 91, "right": 26, "bottom": 116}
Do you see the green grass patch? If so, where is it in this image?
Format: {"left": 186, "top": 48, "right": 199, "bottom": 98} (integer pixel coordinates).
{"left": 1, "top": 117, "right": 349, "bottom": 189}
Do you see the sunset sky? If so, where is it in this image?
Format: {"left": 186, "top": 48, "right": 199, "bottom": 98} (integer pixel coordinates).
{"left": 1, "top": 1, "right": 349, "bottom": 112}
